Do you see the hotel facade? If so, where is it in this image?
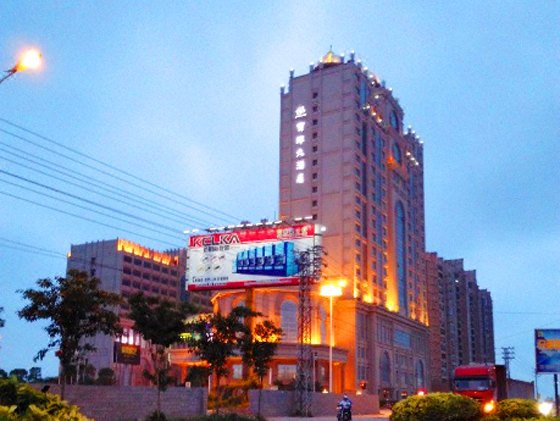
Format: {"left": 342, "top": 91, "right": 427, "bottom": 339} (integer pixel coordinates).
{"left": 213, "top": 51, "right": 430, "bottom": 399}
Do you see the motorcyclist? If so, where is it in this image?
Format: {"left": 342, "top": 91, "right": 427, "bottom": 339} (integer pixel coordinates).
{"left": 337, "top": 394, "right": 352, "bottom": 421}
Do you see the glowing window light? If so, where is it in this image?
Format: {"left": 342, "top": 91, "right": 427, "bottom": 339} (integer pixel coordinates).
{"left": 296, "top": 121, "right": 306, "bottom": 132}
{"left": 295, "top": 173, "right": 305, "bottom": 184}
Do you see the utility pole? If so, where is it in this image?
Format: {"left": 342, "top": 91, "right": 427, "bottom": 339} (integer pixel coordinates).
{"left": 295, "top": 244, "right": 323, "bottom": 416}
{"left": 501, "top": 346, "right": 515, "bottom": 379}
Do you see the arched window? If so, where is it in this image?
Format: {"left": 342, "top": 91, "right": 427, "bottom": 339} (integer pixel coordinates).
{"left": 281, "top": 300, "right": 297, "bottom": 342}
{"left": 415, "top": 360, "right": 425, "bottom": 388}
{"left": 380, "top": 351, "right": 391, "bottom": 384}
{"left": 395, "top": 201, "right": 408, "bottom": 315}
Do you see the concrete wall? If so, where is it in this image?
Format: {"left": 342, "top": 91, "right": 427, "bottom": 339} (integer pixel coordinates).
{"left": 248, "top": 390, "right": 379, "bottom": 417}
{"left": 37, "top": 385, "right": 206, "bottom": 421}
{"left": 507, "top": 379, "right": 535, "bottom": 399}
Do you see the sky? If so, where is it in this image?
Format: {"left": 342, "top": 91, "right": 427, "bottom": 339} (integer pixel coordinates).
{"left": 1, "top": 0, "right": 559, "bottom": 397}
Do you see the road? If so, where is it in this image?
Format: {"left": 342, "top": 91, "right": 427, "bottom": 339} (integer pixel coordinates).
{"left": 270, "top": 410, "right": 391, "bottom": 421}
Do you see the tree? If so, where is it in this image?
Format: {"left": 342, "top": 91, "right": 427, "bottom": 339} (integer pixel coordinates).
{"left": 18, "top": 269, "right": 122, "bottom": 399}
{"left": 27, "top": 367, "right": 42, "bottom": 383}
{"left": 128, "top": 292, "right": 196, "bottom": 420}
{"left": 0, "top": 369, "right": 7, "bottom": 379}
{"left": 96, "top": 367, "right": 116, "bottom": 385}
{"left": 185, "top": 306, "right": 254, "bottom": 413}
{"left": 241, "top": 319, "right": 282, "bottom": 416}
{"left": 9, "top": 368, "right": 28, "bottom": 382}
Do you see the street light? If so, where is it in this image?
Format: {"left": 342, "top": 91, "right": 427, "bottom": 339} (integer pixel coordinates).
{"left": 0, "top": 48, "right": 43, "bottom": 85}
{"left": 320, "top": 282, "right": 343, "bottom": 393}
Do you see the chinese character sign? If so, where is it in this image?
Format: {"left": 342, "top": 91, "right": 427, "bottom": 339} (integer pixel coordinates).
{"left": 535, "top": 329, "right": 560, "bottom": 373}
{"left": 294, "top": 105, "right": 307, "bottom": 184}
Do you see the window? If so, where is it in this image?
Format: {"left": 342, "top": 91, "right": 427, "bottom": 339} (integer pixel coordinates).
{"left": 312, "top": 200, "right": 318, "bottom": 207}
{"left": 143, "top": 261, "right": 151, "bottom": 268}
{"left": 162, "top": 267, "right": 169, "bottom": 274}
{"left": 312, "top": 91, "right": 318, "bottom": 99}
{"left": 312, "top": 173, "right": 318, "bottom": 180}
{"left": 123, "top": 267, "right": 131, "bottom": 275}
{"left": 312, "top": 132, "right": 318, "bottom": 139}
{"left": 312, "top": 105, "right": 318, "bottom": 112}
{"left": 312, "top": 159, "right": 318, "bottom": 166}
{"left": 312, "top": 186, "right": 318, "bottom": 193}
{"left": 312, "top": 119, "right": 318, "bottom": 126}
{"left": 122, "top": 278, "right": 131, "bottom": 286}
{"left": 396, "top": 201, "right": 408, "bottom": 314}
{"left": 380, "top": 352, "right": 391, "bottom": 383}
{"left": 142, "top": 273, "right": 150, "bottom": 280}
{"left": 232, "top": 364, "right": 243, "bottom": 379}
{"left": 312, "top": 145, "right": 318, "bottom": 152}
{"left": 134, "top": 259, "right": 142, "bottom": 266}
{"left": 281, "top": 301, "right": 297, "bottom": 342}
{"left": 153, "top": 264, "right": 160, "bottom": 272}
{"left": 277, "top": 364, "right": 297, "bottom": 381}
{"left": 123, "top": 255, "right": 132, "bottom": 263}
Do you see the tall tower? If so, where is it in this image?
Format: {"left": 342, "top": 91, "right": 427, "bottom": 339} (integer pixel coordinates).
{"left": 279, "top": 50, "right": 429, "bottom": 397}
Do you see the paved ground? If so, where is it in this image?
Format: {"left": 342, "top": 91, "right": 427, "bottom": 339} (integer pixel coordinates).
{"left": 269, "top": 410, "right": 391, "bottom": 421}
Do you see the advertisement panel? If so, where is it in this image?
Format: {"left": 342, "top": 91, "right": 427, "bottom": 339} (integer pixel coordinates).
{"left": 186, "top": 223, "right": 318, "bottom": 291}
{"left": 535, "top": 329, "right": 560, "bottom": 373}
{"left": 114, "top": 342, "right": 141, "bottom": 365}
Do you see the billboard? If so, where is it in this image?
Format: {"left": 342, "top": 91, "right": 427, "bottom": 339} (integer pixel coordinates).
{"left": 535, "top": 329, "right": 560, "bottom": 373}
{"left": 186, "top": 223, "right": 319, "bottom": 291}
{"left": 113, "top": 342, "right": 141, "bottom": 365}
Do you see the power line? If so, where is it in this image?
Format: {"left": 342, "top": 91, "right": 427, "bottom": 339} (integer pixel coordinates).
{"left": 0, "top": 189, "right": 183, "bottom": 248}
{"left": 0, "top": 119, "right": 240, "bottom": 222}
{"left": 0, "top": 128, "right": 226, "bottom": 225}
{"left": 0, "top": 237, "right": 67, "bottom": 258}
{"left": 0, "top": 147, "right": 212, "bottom": 227}
{"left": 0, "top": 169, "right": 185, "bottom": 235}
{"left": 0, "top": 177, "right": 184, "bottom": 241}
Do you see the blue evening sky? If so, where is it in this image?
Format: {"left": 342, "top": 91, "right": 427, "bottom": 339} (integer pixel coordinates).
{"left": 1, "top": 1, "right": 558, "bottom": 397}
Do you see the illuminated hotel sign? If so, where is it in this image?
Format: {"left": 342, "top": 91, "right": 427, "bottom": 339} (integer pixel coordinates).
{"left": 535, "top": 329, "right": 560, "bottom": 373}
{"left": 186, "top": 224, "right": 319, "bottom": 291}
{"left": 294, "top": 105, "right": 307, "bottom": 184}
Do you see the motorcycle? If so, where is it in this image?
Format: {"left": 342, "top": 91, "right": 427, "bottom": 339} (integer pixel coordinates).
{"left": 336, "top": 404, "right": 352, "bottom": 421}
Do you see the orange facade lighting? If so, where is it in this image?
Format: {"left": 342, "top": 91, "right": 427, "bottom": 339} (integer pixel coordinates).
{"left": 116, "top": 239, "right": 178, "bottom": 266}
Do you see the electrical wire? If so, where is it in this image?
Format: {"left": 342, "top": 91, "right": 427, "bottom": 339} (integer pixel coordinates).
{"left": 0, "top": 121, "right": 239, "bottom": 224}
{"left": 0, "top": 190, "right": 183, "bottom": 248}
{"left": 0, "top": 145, "right": 213, "bottom": 227}
{"left": 0, "top": 169, "right": 184, "bottom": 235}
{"left": 0, "top": 178, "right": 183, "bottom": 241}
{"left": 0, "top": 117, "right": 241, "bottom": 220}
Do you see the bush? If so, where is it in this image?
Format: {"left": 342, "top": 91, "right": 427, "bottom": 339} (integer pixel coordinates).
{"left": 494, "top": 399, "right": 540, "bottom": 419}
{"left": 390, "top": 392, "right": 481, "bottom": 421}
{"left": 145, "top": 410, "right": 167, "bottom": 421}
{"left": 0, "top": 378, "right": 91, "bottom": 420}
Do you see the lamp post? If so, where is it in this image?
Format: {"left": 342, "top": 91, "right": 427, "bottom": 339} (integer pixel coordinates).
{"left": 1, "top": 48, "right": 42, "bottom": 85}
{"left": 320, "top": 283, "right": 343, "bottom": 393}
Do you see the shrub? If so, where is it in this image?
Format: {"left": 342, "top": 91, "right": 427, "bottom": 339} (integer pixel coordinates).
{"left": 0, "top": 378, "right": 91, "bottom": 420}
{"left": 390, "top": 392, "right": 481, "bottom": 421}
{"left": 145, "top": 410, "right": 167, "bottom": 421}
{"left": 495, "top": 399, "right": 540, "bottom": 419}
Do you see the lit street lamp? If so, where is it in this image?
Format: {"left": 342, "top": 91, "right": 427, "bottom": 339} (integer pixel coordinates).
{"left": 0, "top": 48, "right": 42, "bottom": 85}
{"left": 320, "top": 282, "right": 343, "bottom": 393}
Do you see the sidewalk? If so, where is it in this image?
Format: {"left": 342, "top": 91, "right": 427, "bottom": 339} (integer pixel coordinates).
{"left": 269, "top": 410, "right": 391, "bottom": 421}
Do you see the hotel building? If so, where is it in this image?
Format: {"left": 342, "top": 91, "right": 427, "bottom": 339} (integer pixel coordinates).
{"left": 213, "top": 50, "right": 430, "bottom": 398}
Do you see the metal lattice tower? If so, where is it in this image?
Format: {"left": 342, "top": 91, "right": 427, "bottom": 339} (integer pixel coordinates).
{"left": 296, "top": 245, "right": 324, "bottom": 416}
{"left": 501, "top": 346, "right": 515, "bottom": 379}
